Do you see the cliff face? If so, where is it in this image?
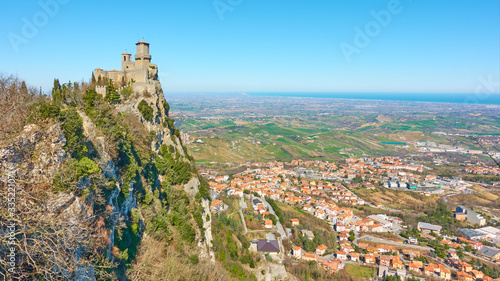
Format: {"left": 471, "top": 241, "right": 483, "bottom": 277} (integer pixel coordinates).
{"left": 0, "top": 122, "right": 97, "bottom": 280}
{"left": 0, "top": 77, "right": 214, "bottom": 280}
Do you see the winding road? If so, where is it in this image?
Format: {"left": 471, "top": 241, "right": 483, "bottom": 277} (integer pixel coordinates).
{"left": 255, "top": 195, "right": 287, "bottom": 239}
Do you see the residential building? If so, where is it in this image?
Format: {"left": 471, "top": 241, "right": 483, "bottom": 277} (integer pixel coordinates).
{"left": 364, "top": 254, "right": 375, "bottom": 264}
{"left": 440, "top": 268, "right": 451, "bottom": 280}
{"left": 456, "top": 271, "right": 473, "bottom": 281}
{"left": 301, "top": 252, "right": 317, "bottom": 261}
{"left": 264, "top": 219, "right": 273, "bottom": 229}
{"left": 336, "top": 251, "right": 347, "bottom": 260}
{"left": 210, "top": 199, "right": 225, "bottom": 213}
{"left": 349, "top": 252, "right": 360, "bottom": 262}
{"left": 315, "top": 245, "right": 327, "bottom": 256}
{"left": 318, "top": 259, "right": 344, "bottom": 273}
{"left": 255, "top": 239, "right": 280, "bottom": 255}
{"left": 292, "top": 246, "right": 304, "bottom": 259}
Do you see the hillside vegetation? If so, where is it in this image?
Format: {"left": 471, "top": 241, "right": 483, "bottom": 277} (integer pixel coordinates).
{"left": 0, "top": 75, "right": 225, "bottom": 280}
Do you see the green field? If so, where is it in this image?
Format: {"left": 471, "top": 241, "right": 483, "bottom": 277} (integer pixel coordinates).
{"left": 344, "top": 264, "right": 376, "bottom": 279}
{"left": 171, "top": 97, "right": 500, "bottom": 165}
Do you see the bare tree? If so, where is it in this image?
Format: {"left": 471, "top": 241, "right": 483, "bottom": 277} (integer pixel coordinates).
{"left": 0, "top": 74, "right": 41, "bottom": 144}
{"left": 0, "top": 123, "right": 113, "bottom": 280}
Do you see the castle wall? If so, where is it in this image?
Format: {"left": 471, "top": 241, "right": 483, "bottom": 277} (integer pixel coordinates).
{"left": 125, "top": 68, "right": 149, "bottom": 83}
{"left": 132, "top": 81, "right": 160, "bottom": 96}
{"left": 94, "top": 41, "right": 157, "bottom": 88}
{"left": 122, "top": 61, "right": 135, "bottom": 71}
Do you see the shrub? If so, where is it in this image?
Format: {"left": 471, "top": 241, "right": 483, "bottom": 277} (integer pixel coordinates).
{"left": 163, "top": 101, "right": 170, "bottom": 115}
{"left": 193, "top": 208, "right": 204, "bottom": 229}
{"left": 163, "top": 117, "right": 175, "bottom": 128}
{"left": 82, "top": 188, "right": 90, "bottom": 200}
{"left": 38, "top": 102, "right": 61, "bottom": 119}
{"left": 130, "top": 208, "right": 141, "bottom": 223}
{"left": 121, "top": 182, "right": 130, "bottom": 198}
{"left": 83, "top": 88, "right": 100, "bottom": 108}
{"left": 138, "top": 100, "right": 153, "bottom": 121}
{"left": 189, "top": 254, "right": 199, "bottom": 264}
{"left": 75, "top": 157, "right": 101, "bottom": 178}
{"left": 131, "top": 222, "right": 139, "bottom": 235}
{"left": 117, "top": 248, "right": 129, "bottom": 261}
{"left": 121, "top": 86, "right": 133, "bottom": 99}
{"left": 60, "top": 108, "right": 86, "bottom": 159}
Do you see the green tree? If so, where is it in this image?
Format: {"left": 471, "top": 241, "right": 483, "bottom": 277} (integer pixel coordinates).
{"left": 52, "top": 78, "right": 63, "bottom": 104}
{"left": 138, "top": 100, "right": 153, "bottom": 121}
{"left": 105, "top": 80, "right": 120, "bottom": 103}
{"left": 60, "top": 108, "right": 86, "bottom": 159}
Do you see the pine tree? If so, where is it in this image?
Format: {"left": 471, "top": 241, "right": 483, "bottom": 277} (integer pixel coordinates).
{"left": 105, "top": 79, "right": 120, "bottom": 104}
{"left": 52, "top": 79, "right": 63, "bottom": 104}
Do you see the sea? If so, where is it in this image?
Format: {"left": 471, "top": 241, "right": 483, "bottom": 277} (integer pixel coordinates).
{"left": 247, "top": 92, "right": 500, "bottom": 105}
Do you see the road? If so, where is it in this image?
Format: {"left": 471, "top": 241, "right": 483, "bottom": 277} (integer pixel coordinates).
{"left": 239, "top": 197, "right": 248, "bottom": 234}
{"left": 359, "top": 235, "right": 432, "bottom": 252}
{"left": 255, "top": 195, "right": 287, "bottom": 239}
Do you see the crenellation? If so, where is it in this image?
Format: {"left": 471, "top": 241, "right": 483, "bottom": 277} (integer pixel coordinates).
{"left": 95, "top": 85, "right": 107, "bottom": 97}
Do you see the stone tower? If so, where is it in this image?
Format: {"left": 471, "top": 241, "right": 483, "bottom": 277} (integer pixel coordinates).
{"left": 122, "top": 52, "right": 133, "bottom": 70}
{"left": 135, "top": 41, "right": 152, "bottom": 68}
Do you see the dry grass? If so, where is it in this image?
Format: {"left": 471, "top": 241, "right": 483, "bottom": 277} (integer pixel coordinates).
{"left": 276, "top": 202, "right": 331, "bottom": 231}
{"left": 245, "top": 231, "right": 267, "bottom": 241}
{"left": 128, "top": 236, "right": 230, "bottom": 281}
{"left": 355, "top": 187, "right": 438, "bottom": 209}
{"left": 448, "top": 192, "right": 500, "bottom": 209}
{"left": 245, "top": 217, "right": 264, "bottom": 230}
{"left": 478, "top": 192, "right": 499, "bottom": 201}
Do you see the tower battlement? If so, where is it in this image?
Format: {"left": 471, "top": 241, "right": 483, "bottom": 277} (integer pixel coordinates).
{"left": 95, "top": 85, "right": 108, "bottom": 97}
{"left": 94, "top": 41, "right": 158, "bottom": 87}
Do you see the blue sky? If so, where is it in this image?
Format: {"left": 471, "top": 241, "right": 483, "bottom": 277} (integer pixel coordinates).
{"left": 1, "top": 0, "right": 499, "bottom": 94}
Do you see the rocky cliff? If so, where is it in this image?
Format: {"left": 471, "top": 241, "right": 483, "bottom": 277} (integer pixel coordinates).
{"left": 0, "top": 77, "right": 216, "bottom": 280}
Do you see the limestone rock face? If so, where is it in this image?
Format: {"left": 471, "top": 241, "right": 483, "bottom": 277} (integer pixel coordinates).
{"left": 254, "top": 263, "right": 297, "bottom": 281}
{"left": 199, "top": 198, "right": 215, "bottom": 263}
{"left": 0, "top": 122, "right": 95, "bottom": 281}
{"left": 0, "top": 123, "right": 66, "bottom": 183}
{"left": 184, "top": 176, "right": 200, "bottom": 199}
{"left": 115, "top": 81, "right": 186, "bottom": 156}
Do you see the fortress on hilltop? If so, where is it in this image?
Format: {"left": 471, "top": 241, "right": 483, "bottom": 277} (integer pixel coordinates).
{"left": 94, "top": 41, "right": 160, "bottom": 95}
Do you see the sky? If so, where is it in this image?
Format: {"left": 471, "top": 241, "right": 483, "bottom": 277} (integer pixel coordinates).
{"left": 1, "top": 0, "right": 499, "bottom": 95}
